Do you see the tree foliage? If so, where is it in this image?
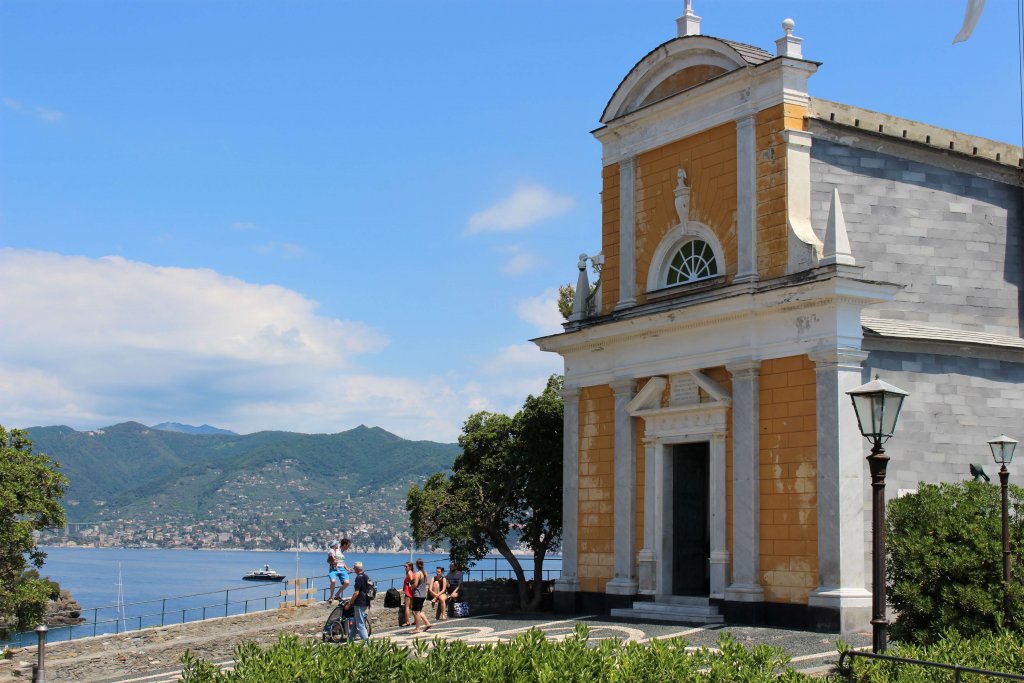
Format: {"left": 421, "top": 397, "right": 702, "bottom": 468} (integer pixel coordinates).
{"left": 887, "top": 480, "right": 1024, "bottom": 644}
{"left": 0, "top": 426, "right": 68, "bottom": 637}
{"left": 407, "top": 376, "right": 563, "bottom": 609}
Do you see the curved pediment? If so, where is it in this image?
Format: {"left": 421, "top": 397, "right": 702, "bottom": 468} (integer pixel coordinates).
{"left": 601, "top": 35, "right": 773, "bottom": 124}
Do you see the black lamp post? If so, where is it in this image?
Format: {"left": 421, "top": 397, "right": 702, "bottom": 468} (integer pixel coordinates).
{"left": 848, "top": 375, "right": 908, "bottom": 654}
{"left": 988, "top": 434, "right": 1017, "bottom": 627}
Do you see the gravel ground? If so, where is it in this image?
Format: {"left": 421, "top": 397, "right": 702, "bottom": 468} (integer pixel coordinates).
{"left": 0, "top": 603, "right": 871, "bottom": 682}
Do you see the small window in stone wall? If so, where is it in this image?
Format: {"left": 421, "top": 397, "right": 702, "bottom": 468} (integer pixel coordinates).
{"left": 667, "top": 239, "right": 719, "bottom": 285}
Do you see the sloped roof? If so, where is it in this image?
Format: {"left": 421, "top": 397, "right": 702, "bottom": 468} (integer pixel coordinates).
{"left": 862, "top": 317, "right": 1024, "bottom": 350}
{"left": 715, "top": 37, "right": 774, "bottom": 65}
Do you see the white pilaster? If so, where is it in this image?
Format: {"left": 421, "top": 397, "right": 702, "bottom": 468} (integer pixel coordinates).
{"left": 725, "top": 359, "right": 764, "bottom": 602}
{"left": 555, "top": 386, "right": 581, "bottom": 594}
{"left": 808, "top": 349, "right": 872, "bottom": 633}
{"left": 637, "top": 436, "right": 658, "bottom": 594}
{"left": 708, "top": 432, "right": 729, "bottom": 599}
{"left": 734, "top": 114, "right": 758, "bottom": 283}
{"left": 616, "top": 156, "right": 637, "bottom": 310}
{"left": 606, "top": 378, "right": 639, "bottom": 595}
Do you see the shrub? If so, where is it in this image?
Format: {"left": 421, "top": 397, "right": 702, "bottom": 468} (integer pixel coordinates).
{"left": 837, "top": 629, "right": 1024, "bottom": 681}
{"left": 179, "top": 626, "right": 816, "bottom": 682}
{"left": 887, "top": 481, "right": 1024, "bottom": 644}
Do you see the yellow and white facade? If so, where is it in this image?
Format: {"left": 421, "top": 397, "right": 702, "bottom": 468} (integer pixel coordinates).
{"left": 535, "top": 9, "right": 900, "bottom": 633}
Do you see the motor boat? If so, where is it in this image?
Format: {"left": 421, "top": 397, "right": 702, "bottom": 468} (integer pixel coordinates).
{"left": 242, "top": 564, "right": 285, "bottom": 581}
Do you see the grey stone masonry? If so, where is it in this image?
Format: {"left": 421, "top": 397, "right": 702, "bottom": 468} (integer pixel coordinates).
{"left": 810, "top": 138, "right": 1024, "bottom": 337}
{"left": 862, "top": 347, "right": 1024, "bottom": 494}
{"left": 856, "top": 345, "right": 1024, "bottom": 583}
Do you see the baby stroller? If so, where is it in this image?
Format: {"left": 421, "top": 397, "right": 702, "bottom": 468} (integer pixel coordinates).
{"left": 321, "top": 603, "right": 373, "bottom": 643}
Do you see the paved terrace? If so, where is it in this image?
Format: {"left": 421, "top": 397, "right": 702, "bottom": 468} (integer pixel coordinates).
{"left": 0, "top": 603, "right": 872, "bottom": 682}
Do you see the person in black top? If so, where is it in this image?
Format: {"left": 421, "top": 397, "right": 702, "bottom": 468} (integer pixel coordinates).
{"left": 344, "top": 561, "right": 370, "bottom": 642}
{"left": 445, "top": 561, "right": 463, "bottom": 603}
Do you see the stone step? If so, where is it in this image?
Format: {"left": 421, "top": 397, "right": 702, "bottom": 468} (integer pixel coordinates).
{"left": 610, "top": 606, "right": 725, "bottom": 624}
{"left": 630, "top": 601, "right": 718, "bottom": 615}
{"left": 654, "top": 595, "right": 713, "bottom": 607}
{"left": 610, "top": 599, "right": 725, "bottom": 625}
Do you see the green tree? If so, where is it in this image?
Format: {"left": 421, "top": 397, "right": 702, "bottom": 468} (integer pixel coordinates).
{"left": 557, "top": 284, "right": 575, "bottom": 320}
{"left": 887, "top": 480, "right": 1024, "bottom": 644}
{"left": 0, "top": 426, "right": 68, "bottom": 637}
{"left": 407, "top": 376, "right": 563, "bottom": 609}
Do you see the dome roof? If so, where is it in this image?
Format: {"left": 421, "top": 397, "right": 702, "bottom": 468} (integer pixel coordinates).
{"left": 601, "top": 35, "right": 773, "bottom": 124}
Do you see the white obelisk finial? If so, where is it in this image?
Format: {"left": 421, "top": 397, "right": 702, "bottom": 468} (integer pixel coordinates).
{"left": 821, "top": 188, "right": 855, "bottom": 266}
{"left": 677, "top": 0, "right": 701, "bottom": 37}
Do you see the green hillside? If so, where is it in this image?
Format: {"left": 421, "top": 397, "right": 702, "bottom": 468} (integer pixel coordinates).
{"left": 27, "top": 423, "right": 460, "bottom": 550}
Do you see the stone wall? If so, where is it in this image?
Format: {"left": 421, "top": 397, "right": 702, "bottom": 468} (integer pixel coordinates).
{"left": 458, "top": 579, "right": 555, "bottom": 615}
{"left": 862, "top": 347, "right": 1024, "bottom": 497}
{"left": 809, "top": 134, "right": 1023, "bottom": 337}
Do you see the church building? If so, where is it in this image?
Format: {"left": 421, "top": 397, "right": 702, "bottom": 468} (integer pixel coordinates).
{"left": 533, "top": 4, "right": 1023, "bottom": 633}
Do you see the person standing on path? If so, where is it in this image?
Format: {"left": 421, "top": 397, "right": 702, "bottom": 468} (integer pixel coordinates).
{"left": 408, "top": 558, "right": 432, "bottom": 634}
{"left": 344, "top": 561, "right": 370, "bottom": 643}
{"left": 402, "top": 561, "right": 415, "bottom": 627}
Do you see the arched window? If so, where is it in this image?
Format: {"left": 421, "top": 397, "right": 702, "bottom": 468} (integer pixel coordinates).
{"left": 666, "top": 239, "right": 719, "bottom": 285}
{"left": 645, "top": 222, "right": 726, "bottom": 294}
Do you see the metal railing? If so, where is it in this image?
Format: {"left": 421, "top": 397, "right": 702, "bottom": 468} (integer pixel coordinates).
{"left": 839, "top": 649, "right": 1024, "bottom": 682}
{"left": 4, "top": 555, "right": 560, "bottom": 647}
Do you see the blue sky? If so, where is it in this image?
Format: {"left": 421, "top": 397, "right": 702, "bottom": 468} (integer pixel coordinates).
{"left": 1, "top": 0, "right": 1020, "bottom": 441}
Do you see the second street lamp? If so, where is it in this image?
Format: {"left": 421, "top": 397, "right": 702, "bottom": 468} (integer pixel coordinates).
{"left": 848, "top": 375, "right": 908, "bottom": 654}
{"left": 988, "top": 434, "right": 1018, "bottom": 627}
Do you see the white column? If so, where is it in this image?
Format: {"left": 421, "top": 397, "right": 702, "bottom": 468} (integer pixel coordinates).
{"left": 655, "top": 439, "right": 672, "bottom": 597}
{"left": 734, "top": 114, "right": 758, "bottom": 283}
{"left": 637, "top": 436, "right": 657, "bottom": 595}
{"left": 808, "top": 349, "right": 872, "bottom": 634}
{"left": 725, "top": 359, "right": 764, "bottom": 602}
{"left": 606, "top": 378, "right": 638, "bottom": 595}
{"left": 708, "top": 433, "right": 729, "bottom": 599}
{"left": 616, "top": 156, "right": 637, "bottom": 310}
{"left": 555, "top": 386, "right": 581, "bottom": 595}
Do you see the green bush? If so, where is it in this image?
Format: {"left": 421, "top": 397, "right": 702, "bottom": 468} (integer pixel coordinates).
{"left": 180, "top": 625, "right": 815, "bottom": 682}
{"left": 886, "top": 481, "right": 1024, "bottom": 644}
{"left": 837, "top": 629, "right": 1024, "bottom": 681}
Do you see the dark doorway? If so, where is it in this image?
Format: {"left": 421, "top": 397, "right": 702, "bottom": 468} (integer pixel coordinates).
{"left": 672, "top": 442, "right": 710, "bottom": 596}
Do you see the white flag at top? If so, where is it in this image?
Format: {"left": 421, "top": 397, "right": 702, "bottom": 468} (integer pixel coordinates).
{"left": 953, "top": 0, "right": 986, "bottom": 43}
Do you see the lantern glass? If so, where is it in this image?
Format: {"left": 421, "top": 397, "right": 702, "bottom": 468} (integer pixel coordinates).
{"left": 848, "top": 376, "right": 909, "bottom": 441}
{"left": 988, "top": 435, "right": 1018, "bottom": 466}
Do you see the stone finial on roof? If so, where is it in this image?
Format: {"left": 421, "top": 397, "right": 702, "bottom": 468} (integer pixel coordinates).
{"left": 775, "top": 18, "right": 803, "bottom": 58}
{"left": 821, "top": 188, "right": 855, "bottom": 266}
{"left": 569, "top": 253, "right": 591, "bottom": 322}
{"left": 677, "top": 0, "right": 701, "bottom": 37}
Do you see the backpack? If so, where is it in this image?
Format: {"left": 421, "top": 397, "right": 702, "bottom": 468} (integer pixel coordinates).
{"left": 383, "top": 587, "right": 402, "bottom": 608}
{"left": 362, "top": 574, "right": 377, "bottom": 602}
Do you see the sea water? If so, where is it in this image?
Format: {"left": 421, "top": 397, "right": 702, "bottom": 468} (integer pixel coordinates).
{"left": 8, "top": 547, "right": 560, "bottom": 644}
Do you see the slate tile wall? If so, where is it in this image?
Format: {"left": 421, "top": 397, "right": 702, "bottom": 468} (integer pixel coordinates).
{"left": 810, "top": 139, "right": 1023, "bottom": 337}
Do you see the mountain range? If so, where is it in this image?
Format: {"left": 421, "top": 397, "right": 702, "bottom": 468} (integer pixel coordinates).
{"left": 151, "top": 422, "right": 238, "bottom": 436}
{"left": 26, "top": 422, "right": 461, "bottom": 550}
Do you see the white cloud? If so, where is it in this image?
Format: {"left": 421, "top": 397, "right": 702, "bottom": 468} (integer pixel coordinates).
{"left": 0, "top": 249, "right": 395, "bottom": 430}
{"left": 515, "top": 289, "right": 564, "bottom": 335}
{"left": 498, "top": 245, "right": 540, "bottom": 276}
{"left": 231, "top": 221, "right": 257, "bottom": 231}
{"left": 466, "top": 183, "right": 574, "bottom": 234}
{"left": 3, "top": 98, "right": 65, "bottom": 124}
{"left": 462, "top": 343, "right": 563, "bottom": 416}
{"left": 254, "top": 242, "right": 304, "bottom": 257}
{"left": 0, "top": 249, "right": 570, "bottom": 443}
